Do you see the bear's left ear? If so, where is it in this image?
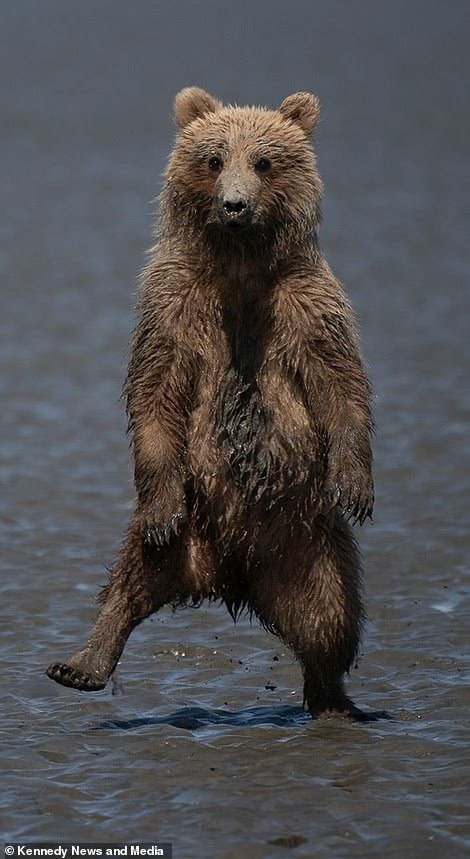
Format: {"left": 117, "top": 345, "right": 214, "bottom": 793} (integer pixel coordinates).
{"left": 174, "top": 87, "right": 222, "bottom": 129}
{"left": 278, "top": 92, "right": 320, "bottom": 136}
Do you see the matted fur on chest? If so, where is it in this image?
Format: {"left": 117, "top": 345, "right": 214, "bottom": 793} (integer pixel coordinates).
{"left": 188, "top": 359, "right": 321, "bottom": 509}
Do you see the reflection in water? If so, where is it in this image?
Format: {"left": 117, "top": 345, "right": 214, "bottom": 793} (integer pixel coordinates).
{"left": 95, "top": 705, "right": 310, "bottom": 732}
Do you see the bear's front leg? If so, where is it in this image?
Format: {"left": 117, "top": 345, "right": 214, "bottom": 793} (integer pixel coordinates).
{"left": 138, "top": 467, "right": 188, "bottom": 546}
{"left": 125, "top": 349, "right": 191, "bottom": 548}
{"left": 325, "top": 426, "right": 374, "bottom": 525}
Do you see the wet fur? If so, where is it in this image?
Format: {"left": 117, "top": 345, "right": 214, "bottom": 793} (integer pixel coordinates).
{"left": 47, "top": 89, "right": 382, "bottom": 720}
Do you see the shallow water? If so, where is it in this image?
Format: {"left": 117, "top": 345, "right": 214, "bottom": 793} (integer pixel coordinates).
{"left": 1, "top": 1, "right": 469, "bottom": 857}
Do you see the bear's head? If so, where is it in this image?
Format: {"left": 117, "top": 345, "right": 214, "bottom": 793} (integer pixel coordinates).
{"left": 163, "top": 88, "right": 323, "bottom": 252}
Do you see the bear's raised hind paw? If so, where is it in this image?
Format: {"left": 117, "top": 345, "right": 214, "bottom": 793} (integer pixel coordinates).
{"left": 46, "top": 662, "right": 106, "bottom": 692}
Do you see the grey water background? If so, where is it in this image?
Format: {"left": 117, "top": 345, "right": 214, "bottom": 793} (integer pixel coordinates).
{"left": 1, "top": 0, "right": 468, "bottom": 856}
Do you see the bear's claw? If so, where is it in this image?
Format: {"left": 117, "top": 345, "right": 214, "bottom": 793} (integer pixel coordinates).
{"left": 46, "top": 662, "right": 106, "bottom": 692}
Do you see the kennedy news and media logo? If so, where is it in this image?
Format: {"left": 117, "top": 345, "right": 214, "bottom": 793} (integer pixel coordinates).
{"left": 4, "top": 847, "right": 172, "bottom": 858}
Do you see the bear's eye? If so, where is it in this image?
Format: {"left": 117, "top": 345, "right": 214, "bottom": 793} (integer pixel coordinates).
{"left": 208, "top": 156, "right": 223, "bottom": 172}
{"left": 255, "top": 157, "right": 271, "bottom": 173}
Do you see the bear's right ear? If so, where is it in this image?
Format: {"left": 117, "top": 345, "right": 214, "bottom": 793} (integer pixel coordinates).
{"left": 173, "top": 87, "right": 222, "bottom": 129}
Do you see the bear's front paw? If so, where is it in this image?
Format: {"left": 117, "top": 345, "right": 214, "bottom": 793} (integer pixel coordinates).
{"left": 343, "top": 475, "right": 374, "bottom": 525}
{"left": 325, "top": 468, "right": 374, "bottom": 525}
{"left": 140, "top": 501, "right": 188, "bottom": 546}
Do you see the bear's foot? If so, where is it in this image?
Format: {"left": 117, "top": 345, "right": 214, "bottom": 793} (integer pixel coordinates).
{"left": 333, "top": 701, "right": 392, "bottom": 723}
{"left": 311, "top": 704, "right": 391, "bottom": 722}
{"left": 306, "top": 688, "right": 391, "bottom": 722}
{"left": 46, "top": 645, "right": 115, "bottom": 692}
{"left": 46, "top": 661, "right": 107, "bottom": 691}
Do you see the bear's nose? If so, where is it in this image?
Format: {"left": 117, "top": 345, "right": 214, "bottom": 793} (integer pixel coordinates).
{"left": 223, "top": 197, "right": 248, "bottom": 217}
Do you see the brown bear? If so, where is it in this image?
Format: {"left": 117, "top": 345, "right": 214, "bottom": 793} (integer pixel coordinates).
{"left": 47, "top": 87, "right": 383, "bottom": 720}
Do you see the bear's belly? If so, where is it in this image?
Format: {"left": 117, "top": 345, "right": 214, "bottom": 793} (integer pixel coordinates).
{"left": 188, "top": 367, "right": 318, "bottom": 507}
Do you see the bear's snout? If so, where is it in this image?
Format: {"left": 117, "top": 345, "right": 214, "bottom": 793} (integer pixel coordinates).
{"left": 218, "top": 173, "right": 254, "bottom": 229}
{"left": 223, "top": 196, "right": 248, "bottom": 217}
{"left": 221, "top": 191, "right": 252, "bottom": 229}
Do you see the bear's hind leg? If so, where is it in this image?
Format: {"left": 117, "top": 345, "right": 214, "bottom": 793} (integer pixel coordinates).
{"left": 46, "top": 515, "right": 190, "bottom": 691}
{"left": 300, "top": 515, "right": 365, "bottom": 719}
{"left": 252, "top": 514, "right": 382, "bottom": 720}
{"left": 300, "top": 516, "right": 387, "bottom": 720}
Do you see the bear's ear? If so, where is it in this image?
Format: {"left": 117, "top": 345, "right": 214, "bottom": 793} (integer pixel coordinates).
{"left": 278, "top": 92, "right": 320, "bottom": 136}
{"left": 174, "top": 87, "right": 222, "bottom": 129}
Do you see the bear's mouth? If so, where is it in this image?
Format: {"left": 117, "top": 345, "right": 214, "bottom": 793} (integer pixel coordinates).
{"left": 219, "top": 213, "right": 255, "bottom": 234}
{"left": 223, "top": 220, "right": 248, "bottom": 233}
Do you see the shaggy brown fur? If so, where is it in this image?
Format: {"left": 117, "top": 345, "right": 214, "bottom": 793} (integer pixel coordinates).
{"left": 47, "top": 88, "right": 382, "bottom": 720}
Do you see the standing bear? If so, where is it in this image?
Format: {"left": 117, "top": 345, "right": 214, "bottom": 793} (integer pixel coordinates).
{"left": 47, "top": 88, "right": 380, "bottom": 720}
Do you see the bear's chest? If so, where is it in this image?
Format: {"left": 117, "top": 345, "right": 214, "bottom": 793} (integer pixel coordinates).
{"left": 215, "top": 367, "right": 267, "bottom": 460}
